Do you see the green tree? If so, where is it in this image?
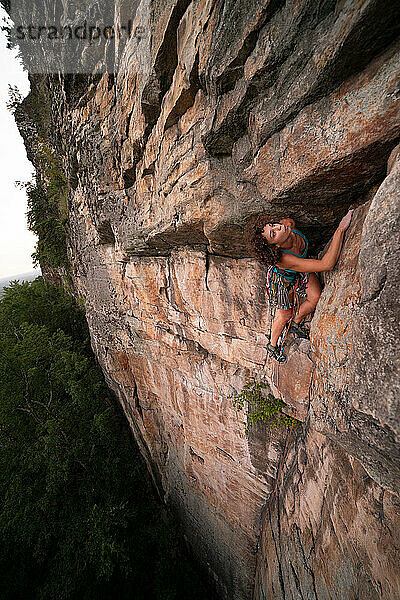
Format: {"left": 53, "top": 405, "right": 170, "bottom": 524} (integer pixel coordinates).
{"left": 0, "top": 278, "right": 213, "bottom": 600}
{"left": 24, "top": 140, "right": 69, "bottom": 269}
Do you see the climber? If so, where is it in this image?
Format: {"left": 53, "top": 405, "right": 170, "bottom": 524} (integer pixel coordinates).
{"left": 245, "top": 209, "right": 353, "bottom": 363}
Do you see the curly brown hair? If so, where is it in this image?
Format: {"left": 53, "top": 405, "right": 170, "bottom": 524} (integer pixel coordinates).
{"left": 244, "top": 214, "right": 283, "bottom": 265}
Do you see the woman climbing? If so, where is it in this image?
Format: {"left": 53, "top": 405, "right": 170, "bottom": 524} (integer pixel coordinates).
{"left": 245, "top": 210, "right": 353, "bottom": 363}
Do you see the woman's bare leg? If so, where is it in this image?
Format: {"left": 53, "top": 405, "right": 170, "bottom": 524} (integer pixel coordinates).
{"left": 270, "top": 307, "right": 293, "bottom": 346}
{"left": 293, "top": 273, "right": 321, "bottom": 323}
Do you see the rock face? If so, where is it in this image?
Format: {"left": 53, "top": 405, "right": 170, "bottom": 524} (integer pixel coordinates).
{"left": 255, "top": 163, "right": 400, "bottom": 599}
{"left": 11, "top": 0, "right": 400, "bottom": 598}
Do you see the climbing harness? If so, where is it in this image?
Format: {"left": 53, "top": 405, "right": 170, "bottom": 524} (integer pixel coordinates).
{"left": 265, "top": 228, "right": 309, "bottom": 312}
{"left": 266, "top": 267, "right": 308, "bottom": 311}
{"left": 265, "top": 228, "right": 310, "bottom": 364}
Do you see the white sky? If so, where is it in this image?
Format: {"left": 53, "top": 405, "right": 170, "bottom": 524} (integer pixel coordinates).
{"left": 0, "top": 7, "right": 40, "bottom": 278}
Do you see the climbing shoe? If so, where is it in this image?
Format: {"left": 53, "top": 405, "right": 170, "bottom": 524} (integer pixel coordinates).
{"left": 290, "top": 321, "right": 309, "bottom": 339}
{"left": 266, "top": 343, "right": 287, "bottom": 364}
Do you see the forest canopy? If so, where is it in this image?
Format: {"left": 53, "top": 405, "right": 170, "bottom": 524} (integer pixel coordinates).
{"left": 0, "top": 278, "right": 211, "bottom": 600}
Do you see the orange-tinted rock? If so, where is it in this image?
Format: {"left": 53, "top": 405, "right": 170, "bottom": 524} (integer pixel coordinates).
{"left": 12, "top": 1, "right": 400, "bottom": 598}
{"left": 254, "top": 429, "right": 400, "bottom": 600}
{"left": 310, "top": 156, "right": 400, "bottom": 496}
{"left": 275, "top": 338, "right": 314, "bottom": 422}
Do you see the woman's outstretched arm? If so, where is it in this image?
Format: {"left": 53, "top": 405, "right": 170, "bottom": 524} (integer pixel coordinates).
{"left": 277, "top": 210, "right": 353, "bottom": 273}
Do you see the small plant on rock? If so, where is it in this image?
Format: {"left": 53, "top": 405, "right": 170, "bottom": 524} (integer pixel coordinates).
{"left": 229, "top": 380, "right": 298, "bottom": 435}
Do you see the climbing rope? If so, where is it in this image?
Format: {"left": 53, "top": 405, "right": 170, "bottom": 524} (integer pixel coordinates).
{"left": 253, "top": 273, "right": 313, "bottom": 596}
{"left": 253, "top": 412, "right": 298, "bottom": 591}
{"left": 253, "top": 340, "right": 299, "bottom": 586}
{"left": 256, "top": 280, "right": 301, "bottom": 545}
{"left": 268, "top": 319, "right": 299, "bottom": 511}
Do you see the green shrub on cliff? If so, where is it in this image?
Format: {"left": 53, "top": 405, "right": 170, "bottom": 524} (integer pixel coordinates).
{"left": 8, "top": 82, "right": 69, "bottom": 270}
{"left": 25, "top": 177, "right": 68, "bottom": 269}
{"left": 229, "top": 380, "right": 297, "bottom": 435}
{"left": 22, "top": 140, "right": 69, "bottom": 269}
{"left": 0, "top": 278, "right": 212, "bottom": 600}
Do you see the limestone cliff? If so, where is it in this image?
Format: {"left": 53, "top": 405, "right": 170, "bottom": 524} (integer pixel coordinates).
{"left": 9, "top": 0, "right": 400, "bottom": 598}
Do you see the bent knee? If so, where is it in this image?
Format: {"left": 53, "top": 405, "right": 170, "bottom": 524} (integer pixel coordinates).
{"left": 276, "top": 309, "right": 293, "bottom": 323}
{"left": 308, "top": 292, "right": 321, "bottom": 307}
{"left": 307, "top": 280, "right": 321, "bottom": 307}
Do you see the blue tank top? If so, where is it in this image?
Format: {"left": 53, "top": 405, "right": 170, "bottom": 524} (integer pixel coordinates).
{"left": 274, "top": 229, "right": 308, "bottom": 282}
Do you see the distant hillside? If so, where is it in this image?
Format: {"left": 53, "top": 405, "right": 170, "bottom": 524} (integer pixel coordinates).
{"left": 0, "top": 270, "right": 42, "bottom": 295}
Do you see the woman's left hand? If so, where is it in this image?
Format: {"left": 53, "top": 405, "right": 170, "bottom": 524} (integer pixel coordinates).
{"left": 338, "top": 209, "right": 353, "bottom": 232}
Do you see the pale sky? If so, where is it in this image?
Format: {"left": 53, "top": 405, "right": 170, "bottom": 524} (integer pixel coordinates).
{"left": 0, "top": 7, "right": 40, "bottom": 278}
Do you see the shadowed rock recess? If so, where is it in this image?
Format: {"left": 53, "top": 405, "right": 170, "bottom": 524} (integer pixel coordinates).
{"left": 10, "top": 0, "right": 400, "bottom": 598}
